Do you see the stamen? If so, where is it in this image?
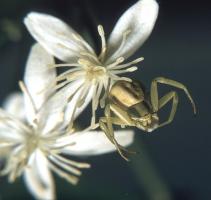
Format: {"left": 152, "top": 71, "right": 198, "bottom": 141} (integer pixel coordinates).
{"left": 0, "top": 108, "right": 31, "bottom": 134}
{"left": 49, "top": 63, "right": 82, "bottom": 68}
{"left": 55, "top": 80, "right": 69, "bottom": 90}
{"left": 108, "top": 57, "right": 144, "bottom": 70}
{"left": 75, "top": 87, "right": 88, "bottom": 108}
{"left": 98, "top": 25, "right": 107, "bottom": 61}
{"left": 94, "top": 82, "right": 103, "bottom": 110}
{"left": 58, "top": 69, "right": 80, "bottom": 81}
{"left": 106, "top": 57, "right": 125, "bottom": 69}
{"left": 62, "top": 71, "right": 85, "bottom": 83}
{"left": 67, "top": 82, "right": 84, "bottom": 103}
{"left": 78, "top": 58, "right": 92, "bottom": 67}
{"left": 107, "top": 29, "right": 131, "bottom": 62}
{"left": 76, "top": 83, "right": 90, "bottom": 108}
{"left": 89, "top": 83, "right": 103, "bottom": 126}
{"left": 66, "top": 82, "right": 86, "bottom": 131}
{"left": 112, "top": 66, "right": 138, "bottom": 74}
{"left": 19, "top": 81, "right": 37, "bottom": 117}
{"left": 125, "top": 66, "right": 138, "bottom": 72}
{"left": 115, "top": 29, "right": 131, "bottom": 54}
{"left": 109, "top": 73, "right": 132, "bottom": 82}
{"left": 48, "top": 160, "right": 79, "bottom": 185}
{"left": 90, "top": 84, "right": 98, "bottom": 127}
{"left": 49, "top": 156, "right": 82, "bottom": 176}
{"left": 52, "top": 154, "right": 90, "bottom": 169}
{"left": 99, "top": 79, "right": 109, "bottom": 108}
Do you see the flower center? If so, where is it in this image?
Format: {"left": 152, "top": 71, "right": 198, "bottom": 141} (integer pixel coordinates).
{"left": 25, "top": 133, "right": 41, "bottom": 154}
{"left": 77, "top": 58, "right": 107, "bottom": 82}
{"left": 87, "top": 65, "right": 106, "bottom": 80}
{"left": 49, "top": 25, "right": 144, "bottom": 128}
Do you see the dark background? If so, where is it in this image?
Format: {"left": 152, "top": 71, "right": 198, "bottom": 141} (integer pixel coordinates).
{"left": 0, "top": 0, "right": 210, "bottom": 200}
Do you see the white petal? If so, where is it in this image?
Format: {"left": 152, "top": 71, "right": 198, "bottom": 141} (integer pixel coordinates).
{"left": 105, "top": 0, "right": 159, "bottom": 64}
{"left": 62, "top": 130, "right": 134, "bottom": 156}
{"left": 38, "top": 80, "right": 94, "bottom": 134}
{"left": 2, "top": 92, "right": 25, "bottom": 120}
{"left": 23, "top": 43, "right": 56, "bottom": 123}
{"left": 24, "top": 150, "right": 55, "bottom": 200}
{"left": 62, "top": 82, "right": 94, "bottom": 129}
{"left": 0, "top": 108, "right": 25, "bottom": 141}
{"left": 0, "top": 128, "right": 22, "bottom": 142}
{"left": 24, "top": 12, "right": 95, "bottom": 63}
{"left": 24, "top": 43, "right": 56, "bottom": 110}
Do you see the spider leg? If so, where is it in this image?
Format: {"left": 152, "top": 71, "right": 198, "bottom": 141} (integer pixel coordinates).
{"left": 150, "top": 77, "right": 196, "bottom": 114}
{"left": 99, "top": 104, "right": 134, "bottom": 161}
{"left": 157, "top": 91, "right": 179, "bottom": 128}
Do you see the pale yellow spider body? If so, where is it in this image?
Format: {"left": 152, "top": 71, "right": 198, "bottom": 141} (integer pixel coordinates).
{"left": 99, "top": 77, "right": 196, "bottom": 160}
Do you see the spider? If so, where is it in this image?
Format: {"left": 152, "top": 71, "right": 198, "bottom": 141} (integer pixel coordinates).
{"left": 99, "top": 77, "right": 196, "bottom": 160}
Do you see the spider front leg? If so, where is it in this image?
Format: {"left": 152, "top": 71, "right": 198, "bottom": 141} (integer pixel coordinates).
{"left": 150, "top": 77, "right": 196, "bottom": 128}
{"left": 99, "top": 104, "right": 133, "bottom": 161}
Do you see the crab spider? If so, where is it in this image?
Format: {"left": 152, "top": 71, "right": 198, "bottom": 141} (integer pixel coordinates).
{"left": 99, "top": 77, "right": 196, "bottom": 160}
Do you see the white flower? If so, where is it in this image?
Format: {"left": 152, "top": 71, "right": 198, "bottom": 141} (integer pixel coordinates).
{"left": 0, "top": 44, "right": 134, "bottom": 200}
{"left": 24, "top": 0, "right": 159, "bottom": 127}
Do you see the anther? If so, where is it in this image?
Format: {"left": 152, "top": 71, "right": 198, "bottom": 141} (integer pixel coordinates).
{"left": 98, "top": 25, "right": 105, "bottom": 37}
{"left": 98, "top": 25, "right": 107, "bottom": 61}
{"left": 132, "top": 57, "right": 144, "bottom": 64}
{"left": 107, "top": 57, "right": 125, "bottom": 69}
{"left": 116, "top": 57, "right": 125, "bottom": 63}
{"left": 126, "top": 66, "right": 138, "bottom": 72}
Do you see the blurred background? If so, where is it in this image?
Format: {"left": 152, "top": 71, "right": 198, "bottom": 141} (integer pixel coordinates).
{"left": 0, "top": 0, "right": 210, "bottom": 199}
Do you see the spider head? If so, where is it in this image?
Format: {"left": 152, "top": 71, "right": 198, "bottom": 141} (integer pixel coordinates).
{"left": 135, "top": 113, "right": 159, "bottom": 132}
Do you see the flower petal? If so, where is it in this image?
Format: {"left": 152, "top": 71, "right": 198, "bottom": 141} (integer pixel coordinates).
{"left": 105, "top": 0, "right": 159, "bottom": 64}
{"left": 62, "top": 81, "right": 95, "bottom": 129}
{"left": 0, "top": 128, "right": 22, "bottom": 142}
{"left": 62, "top": 130, "right": 134, "bottom": 156}
{"left": 0, "top": 108, "right": 25, "bottom": 142}
{"left": 24, "top": 150, "right": 55, "bottom": 200}
{"left": 2, "top": 92, "right": 25, "bottom": 120}
{"left": 24, "top": 43, "right": 56, "bottom": 109}
{"left": 24, "top": 12, "right": 95, "bottom": 63}
{"left": 38, "top": 79, "right": 94, "bottom": 134}
{"left": 23, "top": 43, "right": 56, "bottom": 123}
